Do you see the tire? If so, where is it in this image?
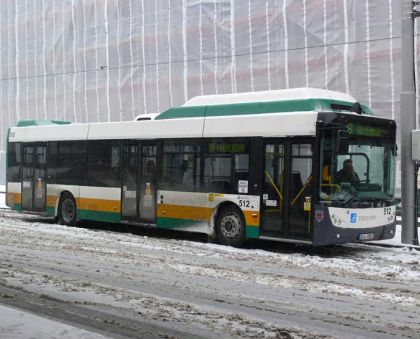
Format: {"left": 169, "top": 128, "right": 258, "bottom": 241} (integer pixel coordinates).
{"left": 216, "top": 205, "right": 246, "bottom": 247}
{"left": 58, "top": 193, "right": 77, "bottom": 226}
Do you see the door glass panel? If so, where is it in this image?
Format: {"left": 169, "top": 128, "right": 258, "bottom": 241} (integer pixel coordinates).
{"left": 289, "top": 143, "right": 313, "bottom": 236}
{"left": 262, "top": 143, "right": 285, "bottom": 233}
{"left": 139, "top": 145, "right": 157, "bottom": 220}
{"left": 122, "top": 144, "right": 138, "bottom": 218}
{"left": 33, "top": 146, "right": 47, "bottom": 210}
{"left": 22, "top": 147, "right": 34, "bottom": 210}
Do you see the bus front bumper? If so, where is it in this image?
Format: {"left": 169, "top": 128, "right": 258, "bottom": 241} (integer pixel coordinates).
{"left": 312, "top": 205, "right": 396, "bottom": 246}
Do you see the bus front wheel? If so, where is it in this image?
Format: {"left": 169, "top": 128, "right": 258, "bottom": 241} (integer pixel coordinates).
{"left": 58, "top": 193, "right": 77, "bottom": 226}
{"left": 216, "top": 206, "right": 246, "bottom": 247}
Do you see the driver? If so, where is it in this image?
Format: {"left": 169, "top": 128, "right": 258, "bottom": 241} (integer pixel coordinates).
{"left": 336, "top": 159, "right": 360, "bottom": 184}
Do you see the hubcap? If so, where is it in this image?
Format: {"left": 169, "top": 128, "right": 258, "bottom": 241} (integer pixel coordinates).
{"left": 220, "top": 213, "right": 242, "bottom": 239}
{"left": 62, "top": 199, "right": 75, "bottom": 224}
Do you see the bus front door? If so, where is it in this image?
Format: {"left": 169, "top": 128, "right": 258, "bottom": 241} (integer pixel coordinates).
{"left": 261, "top": 143, "right": 286, "bottom": 235}
{"left": 288, "top": 142, "right": 313, "bottom": 239}
{"left": 261, "top": 141, "right": 314, "bottom": 240}
{"left": 21, "top": 145, "right": 47, "bottom": 212}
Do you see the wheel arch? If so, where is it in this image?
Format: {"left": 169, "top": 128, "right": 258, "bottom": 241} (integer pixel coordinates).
{"left": 55, "top": 190, "right": 77, "bottom": 217}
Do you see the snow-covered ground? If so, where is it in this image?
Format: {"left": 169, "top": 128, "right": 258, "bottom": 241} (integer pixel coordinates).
{"left": 0, "top": 304, "right": 105, "bottom": 338}
{"left": 375, "top": 220, "right": 420, "bottom": 246}
{"left": 0, "top": 186, "right": 6, "bottom": 209}
{"left": 0, "top": 210, "right": 419, "bottom": 338}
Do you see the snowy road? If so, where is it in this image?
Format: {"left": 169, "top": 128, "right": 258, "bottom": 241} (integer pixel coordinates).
{"left": 0, "top": 210, "right": 419, "bottom": 338}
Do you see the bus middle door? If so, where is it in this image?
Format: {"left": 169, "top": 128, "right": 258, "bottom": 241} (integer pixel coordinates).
{"left": 21, "top": 144, "right": 47, "bottom": 212}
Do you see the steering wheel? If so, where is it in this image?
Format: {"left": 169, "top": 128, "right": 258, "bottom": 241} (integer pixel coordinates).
{"left": 358, "top": 179, "right": 371, "bottom": 184}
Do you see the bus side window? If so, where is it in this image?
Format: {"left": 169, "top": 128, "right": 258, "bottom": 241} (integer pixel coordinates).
{"left": 7, "top": 142, "right": 21, "bottom": 182}
{"left": 204, "top": 156, "right": 233, "bottom": 192}
{"left": 161, "top": 142, "right": 201, "bottom": 192}
{"left": 87, "top": 141, "right": 120, "bottom": 187}
{"left": 204, "top": 139, "right": 249, "bottom": 194}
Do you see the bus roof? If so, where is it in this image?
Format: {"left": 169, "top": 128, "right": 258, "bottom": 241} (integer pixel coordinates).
{"left": 10, "top": 111, "right": 320, "bottom": 142}
{"left": 183, "top": 87, "right": 356, "bottom": 106}
{"left": 9, "top": 88, "right": 380, "bottom": 143}
{"left": 156, "top": 88, "right": 372, "bottom": 120}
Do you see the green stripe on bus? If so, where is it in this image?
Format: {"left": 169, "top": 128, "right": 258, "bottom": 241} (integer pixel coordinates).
{"left": 246, "top": 226, "right": 259, "bottom": 239}
{"left": 13, "top": 203, "right": 22, "bottom": 212}
{"left": 155, "top": 98, "right": 371, "bottom": 120}
{"left": 16, "top": 120, "right": 71, "bottom": 127}
{"left": 77, "top": 209, "right": 121, "bottom": 223}
{"left": 46, "top": 206, "right": 55, "bottom": 217}
{"left": 157, "top": 217, "right": 260, "bottom": 239}
{"left": 157, "top": 217, "right": 202, "bottom": 229}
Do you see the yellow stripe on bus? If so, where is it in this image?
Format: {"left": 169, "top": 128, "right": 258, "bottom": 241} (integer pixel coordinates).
{"left": 7, "top": 192, "right": 21, "bottom": 204}
{"left": 157, "top": 204, "right": 213, "bottom": 221}
{"left": 78, "top": 197, "right": 121, "bottom": 213}
{"left": 47, "top": 195, "right": 120, "bottom": 213}
{"left": 47, "top": 195, "right": 57, "bottom": 208}
{"left": 243, "top": 210, "right": 260, "bottom": 227}
{"left": 157, "top": 204, "right": 260, "bottom": 227}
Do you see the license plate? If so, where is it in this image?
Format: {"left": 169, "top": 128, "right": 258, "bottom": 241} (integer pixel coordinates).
{"left": 359, "top": 232, "right": 375, "bottom": 241}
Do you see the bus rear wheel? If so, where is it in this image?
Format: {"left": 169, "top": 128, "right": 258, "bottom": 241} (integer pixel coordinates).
{"left": 58, "top": 193, "right": 77, "bottom": 226}
{"left": 216, "top": 206, "right": 246, "bottom": 247}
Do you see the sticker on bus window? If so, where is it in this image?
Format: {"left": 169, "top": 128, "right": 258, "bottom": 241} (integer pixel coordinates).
{"left": 124, "top": 191, "right": 136, "bottom": 198}
{"left": 265, "top": 200, "right": 277, "bottom": 207}
{"left": 304, "top": 197, "right": 311, "bottom": 211}
{"left": 238, "top": 180, "right": 248, "bottom": 194}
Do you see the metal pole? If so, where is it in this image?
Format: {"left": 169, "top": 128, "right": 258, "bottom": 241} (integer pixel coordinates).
{"left": 401, "top": 0, "right": 417, "bottom": 245}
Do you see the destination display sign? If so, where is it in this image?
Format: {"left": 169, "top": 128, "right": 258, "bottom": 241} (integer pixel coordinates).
{"left": 346, "top": 122, "right": 391, "bottom": 138}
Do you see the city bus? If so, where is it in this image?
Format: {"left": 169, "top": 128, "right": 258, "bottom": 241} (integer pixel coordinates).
{"left": 5, "top": 88, "right": 397, "bottom": 246}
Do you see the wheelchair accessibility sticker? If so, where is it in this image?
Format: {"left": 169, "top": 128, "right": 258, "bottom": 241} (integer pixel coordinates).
{"left": 350, "top": 212, "right": 357, "bottom": 223}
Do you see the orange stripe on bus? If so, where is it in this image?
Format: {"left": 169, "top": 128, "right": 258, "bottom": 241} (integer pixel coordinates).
{"left": 7, "top": 192, "right": 21, "bottom": 204}
{"left": 157, "top": 204, "right": 260, "bottom": 227}
{"left": 157, "top": 204, "right": 213, "bottom": 221}
{"left": 78, "top": 197, "right": 121, "bottom": 213}
{"left": 47, "top": 195, "right": 57, "bottom": 208}
{"left": 243, "top": 210, "right": 260, "bottom": 227}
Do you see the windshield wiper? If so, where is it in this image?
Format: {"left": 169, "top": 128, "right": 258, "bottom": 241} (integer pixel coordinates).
{"left": 335, "top": 191, "right": 358, "bottom": 205}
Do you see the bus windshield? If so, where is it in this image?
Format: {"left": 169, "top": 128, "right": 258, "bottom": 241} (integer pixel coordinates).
{"left": 319, "top": 128, "right": 396, "bottom": 206}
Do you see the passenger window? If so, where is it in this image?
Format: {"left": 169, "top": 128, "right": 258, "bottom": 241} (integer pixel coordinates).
{"left": 204, "top": 156, "right": 232, "bottom": 192}
{"left": 161, "top": 142, "right": 201, "bottom": 191}
{"left": 87, "top": 141, "right": 120, "bottom": 187}
{"left": 48, "top": 141, "right": 87, "bottom": 186}
{"left": 204, "top": 139, "right": 249, "bottom": 193}
{"left": 7, "top": 142, "right": 21, "bottom": 182}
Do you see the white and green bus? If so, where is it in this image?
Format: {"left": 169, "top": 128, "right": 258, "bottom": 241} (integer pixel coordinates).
{"left": 6, "top": 88, "right": 397, "bottom": 246}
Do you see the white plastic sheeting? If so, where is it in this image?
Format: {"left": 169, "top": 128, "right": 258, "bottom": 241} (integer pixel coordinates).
{"left": 0, "top": 1, "right": 415, "bottom": 182}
